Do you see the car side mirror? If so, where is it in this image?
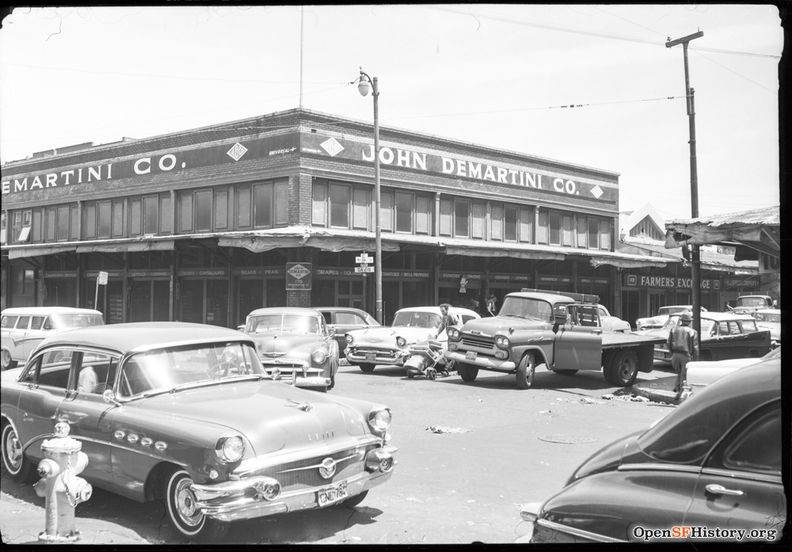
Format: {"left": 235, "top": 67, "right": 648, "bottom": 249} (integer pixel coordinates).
{"left": 102, "top": 389, "right": 121, "bottom": 406}
{"left": 236, "top": 324, "right": 246, "bottom": 332}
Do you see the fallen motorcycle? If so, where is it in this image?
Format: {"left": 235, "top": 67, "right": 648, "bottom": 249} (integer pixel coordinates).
{"left": 404, "top": 339, "right": 454, "bottom": 380}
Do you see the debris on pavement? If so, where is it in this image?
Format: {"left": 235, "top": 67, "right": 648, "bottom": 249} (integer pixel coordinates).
{"left": 426, "top": 425, "right": 470, "bottom": 434}
{"left": 578, "top": 397, "right": 603, "bottom": 405}
{"left": 538, "top": 434, "right": 597, "bottom": 445}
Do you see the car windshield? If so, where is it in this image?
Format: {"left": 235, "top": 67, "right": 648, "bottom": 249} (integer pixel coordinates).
{"left": 662, "top": 315, "right": 715, "bottom": 335}
{"left": 499, "top": 297, "right": 553, "bottom": 322}
{"left": 755, "top": 312, "right": 780, "bottom": 323}
{"left": 47, "top": 313, "right": 104, "bottom": 330}
{"left": 392, "top": 311, "right": 442, "bottom": 329}
{"left": 659, "top": 306, "right": 689, "bottom": 316}
{"left": 248, "top": 314, "right": 320, "bottom": 334}
{"left": 737, "top": 297, "right": 769, "bottom": 307}
{"left": 119, "top": 341, "right": 266, "bottom": 398}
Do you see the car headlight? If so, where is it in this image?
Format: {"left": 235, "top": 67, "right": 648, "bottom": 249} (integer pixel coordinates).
{"left": 495, "top": 335, "right": 510, "bottom": 349}
{"left": 346, "top": 334, "right": 354, "bottom": 345}
{"left": 368, "top": 408, "right": 392, "bottom": 436}
{"left": 216, "top": 436, "right": 245, "bottom": 463}
{"left": 311, "top": 349, "right": 328, "bottom": 364}
{"left": 447, "top": 327, "right": 460, "bottom": 341}
{"left": 396, "top": 336, "right": 406, "bottom": 348}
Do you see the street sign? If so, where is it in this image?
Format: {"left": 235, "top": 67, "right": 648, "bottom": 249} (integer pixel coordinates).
{"left": 97, "top": 271, "right": 109, "bottom": 285}
{"left": 286, "top": 262, "right": 312, "bottom": 290}
{"left": 355, "top": 254, "right": 374, "bottom": 264}
{"left": 354, "top": 265, "right": 374, "bottom": 273}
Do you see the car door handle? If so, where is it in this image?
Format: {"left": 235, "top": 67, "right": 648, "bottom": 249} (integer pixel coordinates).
{"left": 705, "top": 484, "right": 744, "bottom": 497}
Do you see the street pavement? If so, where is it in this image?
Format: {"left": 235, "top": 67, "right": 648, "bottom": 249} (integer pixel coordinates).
{"left": 1, "top": 361, "right": 681, "bottom": 545}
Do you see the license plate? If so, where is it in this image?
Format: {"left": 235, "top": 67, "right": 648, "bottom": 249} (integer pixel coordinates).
{"left": 317, "top": 481, "right": 348, "bottom": 507}
{"left": 465, "top": 351, "right": 477, "bottom": 360}
{"left": 365, "top": 353, "right": 376, "bottom": 362}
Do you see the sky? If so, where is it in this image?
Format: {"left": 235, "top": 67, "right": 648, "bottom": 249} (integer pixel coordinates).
{"left": 0, "top": 4, "right": 783, "bottom": 221}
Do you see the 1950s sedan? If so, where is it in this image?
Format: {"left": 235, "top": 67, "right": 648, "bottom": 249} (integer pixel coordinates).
{"left": 0, "top": 323, "right": 397, "bottom": 540}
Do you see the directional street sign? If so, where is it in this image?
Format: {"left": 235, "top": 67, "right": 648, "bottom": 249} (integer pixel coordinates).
{"left": 354, "top": 265, "right": 374, "bottom": 273}
{"left": 355, "top": 254, "right": 374, "bottom": 264}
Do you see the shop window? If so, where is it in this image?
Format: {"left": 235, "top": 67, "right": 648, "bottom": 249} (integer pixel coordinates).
{"left": 178, "top": 192, "right": 193, "bottom": 233}
{"left": 31, "top": 209, "right": 42, "bottom": 242}
{"left": 329, "top": 183, "right": 350, "bottom": 228}
{"left": 70, "top": 205, "right": 79, "bottom": 240}
{"left": 549, "top": 210, "right": 561, "bottom": 245}
{"left": 352, "top": 187, "right": 369, "bottom": 230}
{"left": 519, "top": 207, "right": 533, "bottom": 243}
{"left": 471, "top": 201, "right": 485, "bottom": 239}
{"left": 491, "top": 203, "right": 503, "bottom": 240}
{"left": 159, "top": 194, "right": 172, "bottom": 234}
{"left": 83, "top": 202, "right": 96, "bottom": 239}
{"left": 380, "top": 190, "right": 394, "bottom": 232}
{"left": 439, "top": 197, "right": 452, "bottom": 236}
{"left": 312, "top": 181, "right": 327, "bottom": 226}
{"left": 505, "top": 205, "right": 518, "bottom": 241}
{"left": 215, "top": 189, "right": 228, "bottom": 230}
{"left": 600, "top": 219, "right": 612, "bottom": 250}
{"left": 396, "top": 191, "right": 413, "bottom": 233}
{"left": 143, "top": 195, "right": 158, "bottom": 235}
{"left": 253, "top": 183, "right": 272, "bottom": 228}
{"left": 416, "top": 195, "right": 432, "bottom": 235}
{"left": 454, "top": 200, "right": 470, "bottom": 238}
{"left": 97, "top": 201, "right": 111, "bottom": 238}
{"left": 562, "top": 214, "right": 574, "bottom": 247}
{"left": 236, "top": 185, "right": 252, "bottom": 229}
{"left": 0, "top": 211, "right": 5, "bottom": 245}
{"left": 195, "top": 189, "right": 213, "bottom": 231}
{"left": 129, "top": 198, "right": 142, "bottom": 236}
{"left": 274, "top": 181, "right": 289, "bottom": 226}
{"left": 588, "top": 217, "right": 599, "bottom": 249}
{"left": 577, "top": 216, "right": 588, "bottom": 247}
{"left": 45, "top": 207, "right": 56, "bottom": 241}
{"left": 58, "top": 205, "right": 71, "bottom": 240}
{"left": 112, "top": 200, "right": 124, "bottom": 237}
{"left": 536, "top": 210, "right": 548, "bottom": 244}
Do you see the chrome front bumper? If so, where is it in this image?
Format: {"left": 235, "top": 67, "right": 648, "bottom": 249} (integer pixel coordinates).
{"left": 345, "top": 348, "right": 408, "bottom": 366}
{"left": 445, "top": 350, "right": 516, "bottom": 372}
{"left": 190, "top": 446, "right": 397, "bottom": 522}
{"left": 263, "top": 364, "right": 330, "bottom": 388}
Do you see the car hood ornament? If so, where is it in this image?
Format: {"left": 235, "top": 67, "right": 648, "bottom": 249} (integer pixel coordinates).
{"left": 286, "top": 398, "right": 314, "bottom": 412}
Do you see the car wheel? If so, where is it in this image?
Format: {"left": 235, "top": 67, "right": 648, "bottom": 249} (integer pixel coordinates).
{"left": 342, "top": 490, "right": 369, "bottom": 509}
{"left": 604, "top": 350, "right": 638, "bottom": 387}
{"left": 1, "top": 422, "right": 34, "bottom": 482}
{"left": 164, "top": 468, "right": 229, "bottom": 541}
{"left": 1, "top": 349, "right": 16, "bottom": 370}
{"left": 554, "top": 369, "right": 578, "bottom": 376}
{"left": 358, "top": 363, "right": 376, "bottom": 374}
{"left": 457, "top": 363, "right": 478, "bottom": 382}
{"left": 516, "top": 352, "right": 537, "bottom": 389}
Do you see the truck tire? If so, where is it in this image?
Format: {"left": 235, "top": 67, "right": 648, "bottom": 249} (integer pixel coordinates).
{"left": 604, "top": 350, "right": 639, "bottom": 387}
{"left": 358, "top": 363, "right": 376, "bottom": 374}
{"left": 457, "top": 363, "right": 478, "bottom": 382}
{"left": 516, "top": 352, "right": 537, "bottom": 389}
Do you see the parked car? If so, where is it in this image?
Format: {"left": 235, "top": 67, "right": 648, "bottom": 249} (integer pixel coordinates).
{"left": 0, "top": 322, "right": 397, "bottom": 540}
{"left": 242, "top": 307, "right": 339, "bottom": 391}
{"left": 315, "top": 307, "right": 379, "bottom": 354}
{"left": 730, "top": 294, "right": 774, "bottom": 316}
{"left": 686, "top": 346, "right": 780, "bottom": 390}
{"left": 344, "top": 306, "right": 480, "bottom": 373}
{"left": 1, "top": 306, "right": 104, "bottom": 370}
{"left": 644, "top": 311, "right": 771, "bottom": 362}
{"left": 596, "top": 305, "right": 631, "bottom": 333}
{"left": 753, "top": 308, "right": 780, "bottom": 348}
{"left": 635, "top": 305, "right": 706, "bottom": 331}
{"left": 519, "top": 355, "right": 782, "bottom": 543}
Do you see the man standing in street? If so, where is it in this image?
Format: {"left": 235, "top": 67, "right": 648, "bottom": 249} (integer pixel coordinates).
{"left": 438, "top": 303, "right": 459, "bottom": 334}
{"left": 667, "top": 311, "right": 699, "bottom": 399}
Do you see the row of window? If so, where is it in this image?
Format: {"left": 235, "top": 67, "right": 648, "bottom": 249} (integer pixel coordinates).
{"left": 1, "top": 178, "right": 612, "bottom": 250}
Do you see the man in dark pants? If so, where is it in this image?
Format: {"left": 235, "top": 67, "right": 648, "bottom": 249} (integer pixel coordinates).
{"left": 667, "top": 311, "right": 699, "bottom": 398}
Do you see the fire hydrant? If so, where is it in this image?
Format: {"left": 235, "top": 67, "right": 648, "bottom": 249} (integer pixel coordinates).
{"left": 32, "top": 421, "right": 93, "bottom": 542}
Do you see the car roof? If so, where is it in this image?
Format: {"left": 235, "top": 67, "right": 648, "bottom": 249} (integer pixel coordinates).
{"left": 1, "top": 307, "right": 103, "bottom": 316}
{"left": 693, "top": 356, "right": 779, "bottom": 404}
{"left": 505, "top": 291, "right": 575, "bottom": 304}
{"left": 33, "top": 322, "right": 252, "bottom": 355}
{"left": 395, "top": 306, "right": 479, "bottom": 316}
{"left": 755, "top": 308, "right": 780, "bottom": 314}
{"left": 313, "top": 307, "right": 372, "bottom": 315}
{"left": 245, "top": 307, "right": 322, "bottom": 317}
{"left": 672, "top": 311, "right": 757, "bottom": 322}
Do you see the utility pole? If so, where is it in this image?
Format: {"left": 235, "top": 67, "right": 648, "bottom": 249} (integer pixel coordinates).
{"left": 666, "top": 30, "right": 703, "bottom": 341}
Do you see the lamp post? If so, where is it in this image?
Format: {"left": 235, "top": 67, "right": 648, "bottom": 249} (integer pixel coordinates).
{"left": 666, "top": 30, "right": 703, "bottom": 341}
{"left": 356, "top": 69, "right": 383, "bottom": 324}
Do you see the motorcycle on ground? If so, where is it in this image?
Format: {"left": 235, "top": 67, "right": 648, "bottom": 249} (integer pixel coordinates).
{"left": 404, "top": 338, "right": 455, "bottom": 380}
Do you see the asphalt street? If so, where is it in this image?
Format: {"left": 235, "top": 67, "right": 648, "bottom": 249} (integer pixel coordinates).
{"left": 0, "top": 361, "right": 679, "bottom": 545}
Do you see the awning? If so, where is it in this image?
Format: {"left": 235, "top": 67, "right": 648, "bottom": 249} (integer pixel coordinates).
{"left": 444, "top": 245, "right": 564, "bottom": 261}
{"left": 76, "top": 240, "right": 174, "bottom": 254}
{"left": 8, "top": 245, "right": 77, "bottom": 260}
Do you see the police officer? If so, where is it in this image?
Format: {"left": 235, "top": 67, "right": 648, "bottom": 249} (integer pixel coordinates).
{"left": 666, "top": 311, "right": 699, "bottom": 398}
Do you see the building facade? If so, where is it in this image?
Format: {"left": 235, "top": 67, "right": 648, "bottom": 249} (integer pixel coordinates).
{"left": 2, "top": 108, "right": 715, "bottom": 327}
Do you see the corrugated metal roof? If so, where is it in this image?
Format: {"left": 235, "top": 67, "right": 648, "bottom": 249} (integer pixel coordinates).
{"left": 667, "top": 205, "right": 779, "bottom": 227}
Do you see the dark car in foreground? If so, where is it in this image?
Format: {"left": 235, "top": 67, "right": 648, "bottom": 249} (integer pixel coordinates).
{"left": 0, "top": 323, "right": 397, "bottom": 540}
{"left": 519, "top": 356, "right": 783, "bottom": 543}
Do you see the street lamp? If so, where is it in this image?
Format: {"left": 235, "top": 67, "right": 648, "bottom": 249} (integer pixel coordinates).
{"left": 356, "top": 68, "right": 383, "bottom": 324}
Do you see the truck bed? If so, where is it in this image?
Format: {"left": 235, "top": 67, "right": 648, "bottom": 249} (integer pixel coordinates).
{"left": 602, "top": 331, "right": 665, "bottom": 349}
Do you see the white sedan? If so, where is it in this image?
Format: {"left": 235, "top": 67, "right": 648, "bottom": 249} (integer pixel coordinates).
{"left": 687, "top": 346, "right": 781, "bottom": 389}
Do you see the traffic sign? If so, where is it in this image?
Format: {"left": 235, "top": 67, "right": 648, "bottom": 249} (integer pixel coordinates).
{"left": 355, "top": 254, "right": 374, "bottom": 264}
{"left": 354, "top": 266, "right": 374, "bottom": 273}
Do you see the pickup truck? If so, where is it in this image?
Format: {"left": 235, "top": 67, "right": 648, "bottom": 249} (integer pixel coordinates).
{"left": 444, "top": 290, "right": 665, "bottom": 389}
{"left": 729, "top": 294, "right": 775, "bottom": 315}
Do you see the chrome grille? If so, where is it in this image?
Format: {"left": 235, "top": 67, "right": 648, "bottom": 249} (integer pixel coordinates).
{"left": 251, "top": 447, "right": 371, "bottom": 489}
{"left": 461, "top": 335, "right": 495, "bottom": 349}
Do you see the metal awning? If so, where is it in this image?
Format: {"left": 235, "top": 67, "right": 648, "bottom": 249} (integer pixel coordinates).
{"left": 8, "top": 244, "right": 77, "bottom": 260}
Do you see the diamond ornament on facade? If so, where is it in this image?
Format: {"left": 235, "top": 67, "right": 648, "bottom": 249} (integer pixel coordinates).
{"left": 227, "top": 142, "right": 248, "bottom": 161}
{"left": 590, "top": 185, "right": 604, "bottom": 199}
{"left": 320, "top": 137, "right": 344, "bottom": 157}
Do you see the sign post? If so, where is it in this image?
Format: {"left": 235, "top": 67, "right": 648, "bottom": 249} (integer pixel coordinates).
{"left": 95, "top": 271, "right": 108, "bottom": 310}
